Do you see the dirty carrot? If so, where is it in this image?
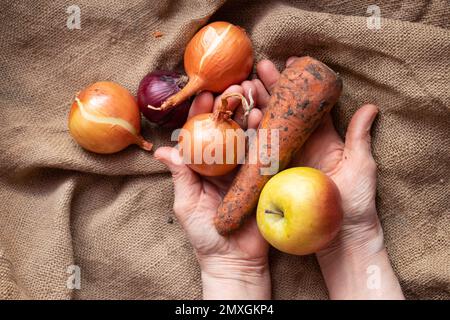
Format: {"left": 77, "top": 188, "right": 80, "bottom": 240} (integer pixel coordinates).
{"left": 214, "top": 56, "right": 343, "bottom": 235}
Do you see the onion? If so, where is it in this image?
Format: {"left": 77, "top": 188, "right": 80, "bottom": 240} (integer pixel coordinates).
{"left": 137, "top": 71, "right": 190, "bottom": 129}
{"left": 156, "top": 21, "right": 253, "bottom": 111}
{"left": 178, "top": 92, "right": 253, "bottom": 176}
{"left": 68, "top": 81, "right": 152, "bottom": 154}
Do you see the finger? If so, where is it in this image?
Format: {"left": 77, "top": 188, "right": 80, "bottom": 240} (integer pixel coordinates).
{"left": 286, "top": 56, "right": 299, "bottom": 67}
{"left": 345, "top": 104, "right": 379, "bottom": 155}
{"left": 247, "top": 108, "right": 263, "bottom": 130}
{"left": 256, "top": 59, "right": 280, "bottom": 93}
{"left": 252, "top": 79, "right": 271, "bottom": 110}
{"left": 189, "top": 91, "right": 214, "bottom": 119}
{"left": 213, "top": 85, "right": 244, "bottom": 113}
{"left": 233, "top": 81, "right": 256, "bottom": 128}
{"left": 154, "top": 146, "right": 200, "bottom": 198}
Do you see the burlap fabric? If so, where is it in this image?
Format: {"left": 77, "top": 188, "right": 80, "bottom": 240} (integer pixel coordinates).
{"left": 0, "top": 0, "right": 449, "bottom": 300}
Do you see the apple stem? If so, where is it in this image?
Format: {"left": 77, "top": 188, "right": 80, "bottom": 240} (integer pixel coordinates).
{"left": 264, "top": 209, "right": 284, "bottom": 217}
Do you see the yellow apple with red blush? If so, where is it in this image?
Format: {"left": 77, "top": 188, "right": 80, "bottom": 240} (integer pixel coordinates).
{"left": 256, "top": 167, "right": 343, "bottom": 255}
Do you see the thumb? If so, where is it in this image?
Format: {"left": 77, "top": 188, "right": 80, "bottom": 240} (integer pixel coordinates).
{"left": 154, "top": 146, "right": 200, "bottom": 196}
{"left": 345, "top": 104, "right": 379, "bottom": 156}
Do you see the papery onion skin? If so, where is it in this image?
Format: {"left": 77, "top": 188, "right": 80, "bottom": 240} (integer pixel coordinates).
{"left": 69, "top": 81, "right": 152, "bottom": 154}
{"left": 137, "top": 71, "right": 190, "bottom": 129}
{"left": 179, "top": 113, "right": 241, "bottom": 177}
{"left": 178, "top": 92, "right": 253, "bottom": 177}
{"left": 161, "top": 21, "right": 254, "bottom": 110}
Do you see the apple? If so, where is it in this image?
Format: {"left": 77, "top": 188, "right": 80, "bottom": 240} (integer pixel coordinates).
{"left": 256, "top": 167, "right": 343, "bottom": 255}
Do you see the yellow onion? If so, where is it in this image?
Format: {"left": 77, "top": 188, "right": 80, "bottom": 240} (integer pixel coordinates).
{"left": 158, "top": 21, "right": 254, "bottom": 111}
{"left": 68, "top": 81, "right": 152, "bottom": 154}
{"left": 178, "top": 92, "right": 252, "bottom": 176}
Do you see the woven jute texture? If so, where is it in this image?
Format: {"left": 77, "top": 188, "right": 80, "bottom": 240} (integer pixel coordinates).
{"left": 0, "top": 0, "right": 449, "bottom": 299}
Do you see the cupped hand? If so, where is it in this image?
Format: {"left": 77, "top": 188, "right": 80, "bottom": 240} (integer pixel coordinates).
{"left": 154, "top": 86, "right": 269, "bottom": 272}
{"left": 253, "top": 58, "right": 404, "bottom": 300}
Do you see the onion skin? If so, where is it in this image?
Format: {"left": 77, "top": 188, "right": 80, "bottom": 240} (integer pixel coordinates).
{"left": 178, "top": 92, "right": 252, "bottom": 177}
{"left": 137, "top": 71, "right": 190, "bottom": 129}
{"left": 161, "top": 21, "right": 254, "bottom": 110}
{"left": 180, "top": 113, "right": 241, "bottom": 176}
{"left": 69, "top": 81, "right": 152, "bottom": 154}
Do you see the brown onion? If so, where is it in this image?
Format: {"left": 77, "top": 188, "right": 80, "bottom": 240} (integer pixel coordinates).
{"left": 157, "top": 21, "right": 253, "bottom": 111}
{"left": 68, "top": 81, "right": 152, "bottom": 154}
{"left": 178, "top": 92, "right": 253, "bottom": 176}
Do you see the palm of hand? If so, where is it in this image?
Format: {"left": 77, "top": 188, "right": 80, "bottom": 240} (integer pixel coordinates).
{"left": 251, "top": 57, "right": 380, "bottom": 237}
{"left": 290, "top": 113, "right": 378, "bottom": 231}
{"left": 155, "top": 84, "right": 268, "bottom": 263}
{"left": 175, "top": 172, "right": 268, "bottom": 262}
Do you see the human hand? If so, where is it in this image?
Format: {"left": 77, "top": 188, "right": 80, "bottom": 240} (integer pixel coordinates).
{"left": 252, "top": 57, "right": 403, "bottom": 299}
{"left": 252, "top": 57, "right": 381, "bottom": 254}
{"left": 154, "top": 86, "right": 270, "bottom": 299}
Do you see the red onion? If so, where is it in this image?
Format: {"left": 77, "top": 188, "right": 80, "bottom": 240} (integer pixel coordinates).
{"left": 137, "top": 71, "right": 190, "bottom": 129}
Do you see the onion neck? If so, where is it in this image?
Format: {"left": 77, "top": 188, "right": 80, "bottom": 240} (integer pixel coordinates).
{"left": 176, "top": 75, "right": 189, "bottom": 88}
{"left": 212, "top": 94, "right": 233, "bottom": 122}
{"left": 160, "top": 75, "right": 204, "bottom": 111}
{"left": 212, "top": 91, "right": 254, "bottom": 123}
{"left": 135, "top": 135, "right": 153, "bottom": 151}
